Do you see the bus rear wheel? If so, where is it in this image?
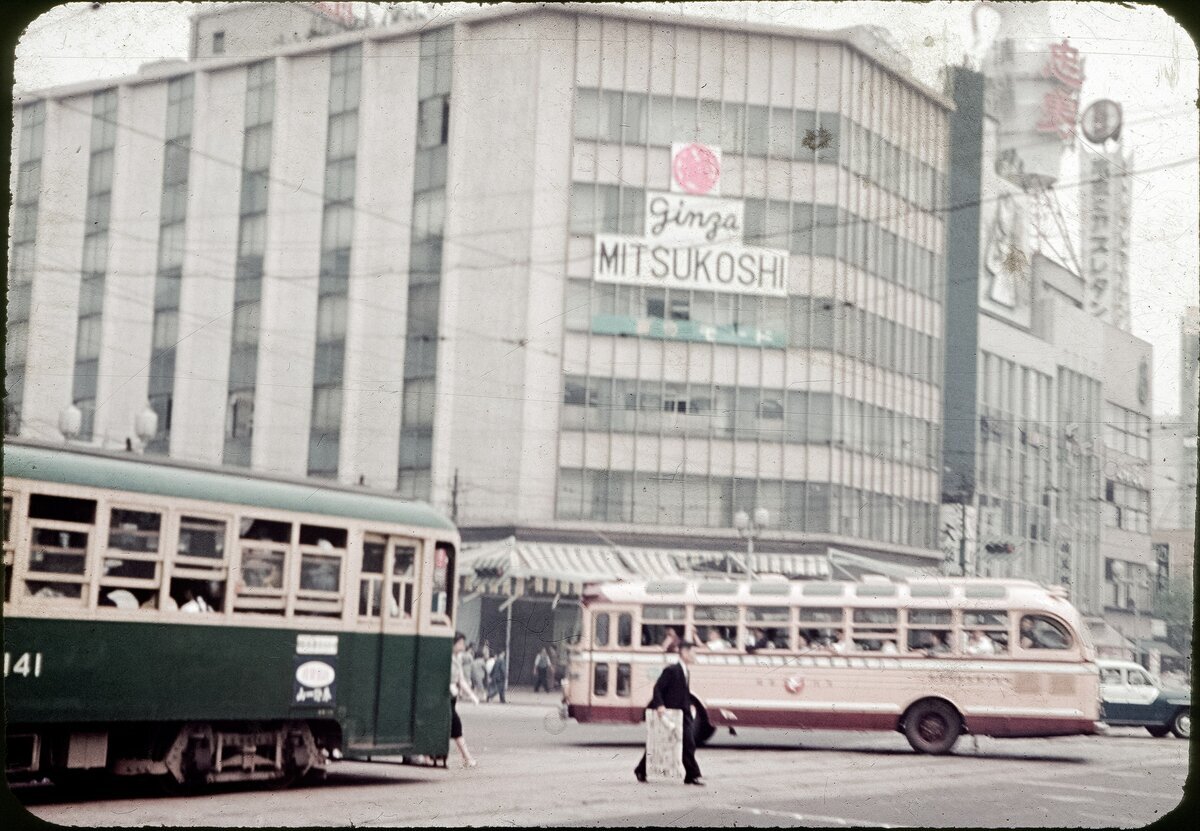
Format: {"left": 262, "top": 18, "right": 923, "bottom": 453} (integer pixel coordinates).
{"left": 903, "top": 700, "right": 962, "bottom": 755}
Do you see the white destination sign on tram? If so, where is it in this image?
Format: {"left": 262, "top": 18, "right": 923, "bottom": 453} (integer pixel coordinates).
{"left": 593, "top": 234, "right": 788, "bottom": 298}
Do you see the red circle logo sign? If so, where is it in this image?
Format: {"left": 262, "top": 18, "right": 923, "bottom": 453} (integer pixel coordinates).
{"left": 672, "top": 143, "right": 720, "bottom": 195}
{"left": 784, "top": 676, "right": 805, "bottom": 694}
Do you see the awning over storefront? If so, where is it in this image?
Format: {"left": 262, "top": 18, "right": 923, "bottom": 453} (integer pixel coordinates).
{"left": 1084, "top": 618, "right": 1134, "bottom": 652}
{"left": 1137, "top": 639, "right": 1182, "bottom": 659}
{"left": 459, "top": 537, "right": 831, "bottom": 598}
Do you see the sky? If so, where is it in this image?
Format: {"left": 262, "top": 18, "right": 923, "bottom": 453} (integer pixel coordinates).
{"left": 12, "top": 1, "right": 1199, "bottom": 417}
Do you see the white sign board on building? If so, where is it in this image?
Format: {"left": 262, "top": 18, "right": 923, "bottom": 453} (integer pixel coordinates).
{"left": 593, "top": 234, "right": 788, "bottom": 298}
{"left": 644, "top": 191, "right": 744, "bottom": 246}
{"left": 1080, "top": 146, "right": 1132, "bottom": 329}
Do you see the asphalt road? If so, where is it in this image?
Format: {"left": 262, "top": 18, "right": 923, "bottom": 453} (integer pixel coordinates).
{"left": 8, "top": 695, "right": 1191, "bottom": 828}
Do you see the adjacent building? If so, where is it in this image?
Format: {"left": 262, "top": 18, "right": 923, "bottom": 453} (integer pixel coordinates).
{"left": 6, "top": 3, "right": 953, "bottom": 672}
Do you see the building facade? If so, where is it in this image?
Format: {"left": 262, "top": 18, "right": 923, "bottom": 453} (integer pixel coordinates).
{"left": 7, "top": 3, "right": 951, "bottom": 568}
{"left": 941, "top": 65, "right": 1158, "bottom": 652}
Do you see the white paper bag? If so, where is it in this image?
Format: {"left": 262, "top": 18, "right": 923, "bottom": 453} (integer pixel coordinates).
{"left": 645, "top": 708, "right": 685, "bottom": 782}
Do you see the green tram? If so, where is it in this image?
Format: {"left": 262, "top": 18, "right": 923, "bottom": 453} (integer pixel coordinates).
{"left": 3, "top": 440, "right": 459, "bottom": 787}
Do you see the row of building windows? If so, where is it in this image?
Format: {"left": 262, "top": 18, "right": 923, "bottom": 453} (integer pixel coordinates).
{"left": 556, "top": 468, "right": 938, "bottom": 549}
{"left": 565, "top": 281, "right": 941, "bottom": 383}
{"left": 1103, "top": 401, "right": 1151, "bottom": 461}
{"left": 399, "top": 27, "right": 453, "bottom": 501}
{"left": 1103, "top": 480, "right": 1151, "bottom": 535}
{"left": 568, "top": 183, "right": 944, "bottom": 300}
{"left": 5, "top": 101, "right": 46, "bottom": 435}
{"left": 573, "top": 88, "right": 946, "bottom": 215}
{"left": 562, "top": 376, "right": 940, "bottom": 468}
{"left": 309, "top": 45, "right": 362, "bottom": 479}
{"left": 225, "top": 61, "right": 276, "bottom": 466}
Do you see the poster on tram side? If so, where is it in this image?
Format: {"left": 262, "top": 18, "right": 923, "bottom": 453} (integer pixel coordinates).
{"left": 644, "top": 709, "right": 685, "bottom": 782}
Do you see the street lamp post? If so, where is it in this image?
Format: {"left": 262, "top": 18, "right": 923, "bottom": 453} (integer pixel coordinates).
{"left": 134, "top": 405, "right": 158, "bottom": 454}
{"left": 733, "top": 507, "right": 769, "bottom": 581}
{"left": 58, "top": 404, "right": 82, "bottom": 443}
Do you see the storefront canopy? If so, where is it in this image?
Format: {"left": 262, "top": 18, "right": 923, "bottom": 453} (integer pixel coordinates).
{"left": 1137, "top": 639, "right": 1183, "bottom": 659}
{"left": 459, "top": 537, "right": 832, "bottom": 597}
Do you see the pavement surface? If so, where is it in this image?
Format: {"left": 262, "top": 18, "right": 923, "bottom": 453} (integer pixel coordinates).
{"left": 8, "top": 690, "right": 1191, "bottom": 828}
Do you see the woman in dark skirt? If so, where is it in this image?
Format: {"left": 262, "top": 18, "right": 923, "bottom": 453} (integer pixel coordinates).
{"left": 450, "top": 632, "right": 479, "bottom": 767}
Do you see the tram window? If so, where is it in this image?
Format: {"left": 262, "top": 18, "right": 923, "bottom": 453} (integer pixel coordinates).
{"left": 616, "top": 663, "right": 632, "bottom": 697}
{"left": 391, "top": 545, "right": 416, "bottom": 618}
{"left": 640, "top": 623, "right": 684, "bottom": 647}
{"left": 1019, "top": 615, "right": 1072, "bottom": 650}
{"left": 25, "top": 581, "right": 84, "bottom": 600}
{"left": 298, "top": 524, "right": 345, "bottom": 608}
{"left": 300, "top": 556, "right": 340, "bottom": 592}
{"left": 299, "top": 524, "right": 347, "bottom": 548}
{"left": 29, "top": 493, "right": 96, "bottom": 524}
{"left": 359, "top": 538, "right": 387, "bottom": 617}
{"left": 29, "top": 528, "right": 88, "bottom": 575}
{"left": 3, "top": 495, "right": 13, "bottom": 604}
{"left": 594, "top": 613, "right": 611, "bottom": 646}
{"left": 100, "top": 586, "right": 158, "bottom": 609}
{"left": 242, "top": 549, "right": 285, "bottom": 588}
{"left": 3, "top": 495, "right": 12, "bottom": 544}
{"left": 695, "top": 605, "right": 738, "bottom": 650}
{"left": 107, "top": 509, "right": 161, "bottom": 553}
{"left": 616, "top": 613, "right": 632, "bottom": 646}
{"left": 240, "top": 517, "right": 290, "bottom": 543}
{"left": 168, "top": 577, "right": 224, "bottom": 612}
{"left": 593, "top": 663, "right": 609, "bottom": 696}
{"left": 177, "top": 516, "right": 226, "bottom": 559}
{"left": 431, "top": 542, "right": 455, "bottom": 617}
{"left": 640, "top": 605, "right": 684, "bottom": 647}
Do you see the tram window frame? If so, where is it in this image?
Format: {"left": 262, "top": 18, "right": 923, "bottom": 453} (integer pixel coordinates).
{"left": 233, "top": 515, "right": 293, "bottom": 614}
{"left": 3, "top": 493, "right": 14, "bottom": 605}
{"left": 640, "top": 604, "right": 685, "bottom": 648}
{"left": 594, "top": 662, "right": 610, "bottom": 696}
{"left": 390, "top": 542, "right": 417, "bottom": 620}
{"left": 99, "top": 506, "right": 164, "bottom": 610}
{"left": 616, "top": 612, "right": 633, "bottom": 646}
{"left": 429, "top": 541, "right": 455, "bottom": 622}
{"left": 694, "top": 605, "right": 739, "bottom": 650}
{"left": 24, "top": 492, "right": 97, "bottom": 605}
{"left": 294, "top": 523, "right": 347, "bottom": 617}
{"left": 593, "top": 612, "right": 610, "bottom": 647}
{"left": 616, "top": 663, "right": 632, "bottom": 697}
{"left": 358, "top": 534, "right": 388, "bottom": 618}
{"left": 170, "top": 513, "right": 231, "bottom": 614}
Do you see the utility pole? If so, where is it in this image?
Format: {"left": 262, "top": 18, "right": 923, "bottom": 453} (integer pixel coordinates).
{"left": 450, "top": 469, "right": 459, "bottom": 523}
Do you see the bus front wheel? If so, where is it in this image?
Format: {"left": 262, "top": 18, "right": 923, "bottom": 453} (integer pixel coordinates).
{"left": 903, "top": 699, "right": 962, "bottom": 755}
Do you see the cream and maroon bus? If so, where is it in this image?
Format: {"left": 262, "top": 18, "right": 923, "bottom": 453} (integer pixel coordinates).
{"left": 565, "top": 576, "right": 1101, "bottom": 754}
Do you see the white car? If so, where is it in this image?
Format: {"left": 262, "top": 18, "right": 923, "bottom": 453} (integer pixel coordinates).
{"left": 1096, "top": 659, "right": 1190, "bottom": 739}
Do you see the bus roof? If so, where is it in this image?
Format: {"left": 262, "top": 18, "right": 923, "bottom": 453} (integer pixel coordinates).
{"left": 2, "top": 440, "right": 456, "bottom": 533}
{"left": 585, "top": 576, "right": 1074, "bottom": 610}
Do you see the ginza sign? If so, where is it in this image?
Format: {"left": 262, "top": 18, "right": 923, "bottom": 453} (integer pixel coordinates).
{"left": 592, "top": 143, "right": 789, "bottom": 298}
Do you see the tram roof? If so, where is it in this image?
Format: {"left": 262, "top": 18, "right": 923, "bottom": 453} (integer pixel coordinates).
{"left": 2, "top": 440, "right": 456, "bottom": 533}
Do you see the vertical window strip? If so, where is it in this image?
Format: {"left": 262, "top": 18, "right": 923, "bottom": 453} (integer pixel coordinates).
{"left": 145, "top": 76, "right": 194, "bottom": 454}
{"left": 308, "top": 46, "right": 362, "bottom": 478}
{"left": 5, "top": 101, "right": 47, "bottom": 435}
{"left": 225, "top": 61, "right": 275, "bottom": 466}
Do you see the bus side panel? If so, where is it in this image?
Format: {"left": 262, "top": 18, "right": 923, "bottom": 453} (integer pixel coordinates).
{"left": 5, "top": 617, "right": 303, "bottom": 724}
{"left": 407, "top": 635, "right": 452, "bottom": 757}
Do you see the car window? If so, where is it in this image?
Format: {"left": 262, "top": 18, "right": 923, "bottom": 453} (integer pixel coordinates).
{"left": 1099, "top": 668, "right": 1122, "bottom": 684}
{"left": 1128, "top": 670, "right": 1151, "bottom": 687}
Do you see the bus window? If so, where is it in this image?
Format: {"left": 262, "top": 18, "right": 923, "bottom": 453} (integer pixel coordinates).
{"left": 616, "top": 663, "right": 631, "bottom": 697}
{"left": 798, "top": 607, "right": 844, "bottom": 649}
{"left": 359, "top": 536, "right": 386, "bottom": 617}
{"left": 431, "top": 542, "right": 455, "bottom": 618}
{"left": 640, "top": 605, "right": 684, "bottom": 647}
{"left": 172, "top": 516, "right": 229, "bottom": 613}
{"left": 851, "top": 608, "right": 899, "bottom": 652}
{"left": 746, "top": 606, "right": 790, "bottom": 650}
{"left": 391, "top": 545, "right": 417, "bottom": 618}
{"left": 963, "top": 610, "right": 1009, "bottom": 654}
{"left": 617, "top": 613, "right": 632, "bottom": 646}
{"left": 906, "top": 609, "right": 952, "bottom": 654}
{"left": 594, "top": 663, "right": 609, "bottom": 696}
{"left": 1019, "top": 615, "right": 1072, "bottom": 650}
{"left": 593, "top": 613, "right": 610, "bottom": 647}
{"left": 694, "top": 605, "right": 738, "bottom": 650}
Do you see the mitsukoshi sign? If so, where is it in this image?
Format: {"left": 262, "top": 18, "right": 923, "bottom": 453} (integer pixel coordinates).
{"left": 592, "top": 142, "right": 789, "bottom": 298}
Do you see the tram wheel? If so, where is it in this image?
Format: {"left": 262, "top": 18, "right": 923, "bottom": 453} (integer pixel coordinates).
{"left": 903, "top": 699, "right": 962, "bottom": 755}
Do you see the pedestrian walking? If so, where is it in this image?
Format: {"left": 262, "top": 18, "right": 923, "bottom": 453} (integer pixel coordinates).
{"left": 470, "top": 650, "right": 487, "bottom": 696}
{"left": 449, "top": 632, "right": 479, "bottom": 768}
{"left": 533, "top": 648, "right": 553, "bottom": 692}
{"left": 487, "top": 650, "right": 508, "bottom": 703}
{"left": 634, "top": 640, "right": 704, "bottom": 786}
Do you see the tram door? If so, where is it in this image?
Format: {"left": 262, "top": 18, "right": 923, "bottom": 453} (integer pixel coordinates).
{"left": 361, "top": 535, "right": 420, "bottom": 747}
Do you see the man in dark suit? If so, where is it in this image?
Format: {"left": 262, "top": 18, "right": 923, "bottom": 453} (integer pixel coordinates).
{"left": 634, "top": 641, "right": 704, "bottom": 786}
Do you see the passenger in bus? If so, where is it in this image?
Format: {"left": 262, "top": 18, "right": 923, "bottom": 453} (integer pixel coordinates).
{"left": 965, "top": 629, "right": 997, "bottom": 655}
{"left": 661, "top": 628, "right": 681, "bottom": 652}
{"left": 879, "top": 639, "right": 898, "bottom": 654}
{"left": 180, "top": 588, "right": 212, "bottom": 613}
{"left": 745, "top": 628, "right": 775, "bottom": 652}
{"left": 704, "top": 628, "right": 731, "bottom": 651}
{"left": 831, "top": 631, "right": 855, "bottom": 654}
{"left": 1020, "top": 615, "right": 1066, "bottom": 649}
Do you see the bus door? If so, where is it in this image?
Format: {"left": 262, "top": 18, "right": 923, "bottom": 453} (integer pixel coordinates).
{"left": 588, "top": 608, "right": 635, "bottom": 708}
{"left": 362, "top": 535, "right": 420, "bottom": 747}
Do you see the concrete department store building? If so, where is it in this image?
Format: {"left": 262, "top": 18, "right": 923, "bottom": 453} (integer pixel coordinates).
{"left": 7, "top": 2, "right": 952, "bottom": 627}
